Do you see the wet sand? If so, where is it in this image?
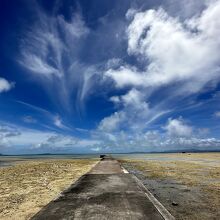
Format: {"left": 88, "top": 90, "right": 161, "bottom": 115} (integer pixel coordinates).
{"left": 0, "top": 158, "right": 98, "bottom": 220}
{"left": 119, "top": 153, "right": 220, "bottom": 220}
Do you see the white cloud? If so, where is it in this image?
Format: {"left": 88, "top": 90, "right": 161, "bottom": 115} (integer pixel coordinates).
{"left": 109, "top": 96, "right": 120, "bottom": 104}
{"left": 105, "top": 65, "right": 144, "bottom": 88}
{"left": 98, "top": 89, "right": 151, "bottom": 132}
{"left": 18, "top": 6, "right": 92, "bottom": 111}
{"left": 0, "top": 125, "right": 22, "bottom": 150}
{"left": 21, "top": 54, "right": 60, "bottom": 76}
{"left": 20, "top": 12, "right": 89, "bottom": 78}
{"left": 0, "top": 77, "right": 14, "bottom": 93}
{"left": 120, "top": 88, "right": 145, "bottom": 106}
{"left": 10, "top": 131, "right": 51, "bottom": 147}
{"left": 0, "top": 123, "right": 101, "bottom": 153}
{"left": 98, "top": 89, "right": 168, "bottom": 132}
{"left": 58, "top": 14, "right": 89, "bottom": 38}
{"left": 91, "top": 126, "right": 220, "bottom": 152}
{"left": 214, "top": 111, "right": 220, "bottom": 117}
{"left": 106, "top": 58, "right": 122, "bottom": 69}
{"left": 100, "top": 1, "right": 220, "bottom": 145}
{"left": 98, "top": 111, "right": 126, "bottom": 132}
{"left": 164, "top": 117, "right": 193, "bottom": 137}
{"left": 0, "top": 125, "right": 20, "bottom": 139}
{"left": 53, "top": 115, "right": 72, "bottom": 131}
{"left": 23, "top": 116, "right": 37, "bottom": 123}
{"left": 126, "top": 8, "right": 138, "bottom": 20}
{"left": 1, "top": 121, "right": 219, "bottom": 154}
{"left": 54, "top": 115, "right": 63, "bottom": 128}
{"left": 106, "top": 1, "right": 220, "bottom": 95}
{"left": 29, "top": 134, "right": 100, "bottom": 151}
{"left": 93, "top": 112, "right": 220, "bottom": 152}
{"left": 9, "top": 1, "right": 220, "bottom": 153}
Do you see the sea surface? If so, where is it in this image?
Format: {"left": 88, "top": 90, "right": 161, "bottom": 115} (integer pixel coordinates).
{"left": 1, "top": 152, "right": 219, "bottom": 168}
{"left": 0, "top": 154, "right": 100, "bottom": 168}
{"left": 114, "top": 153, "right": 220, "bottom": 166}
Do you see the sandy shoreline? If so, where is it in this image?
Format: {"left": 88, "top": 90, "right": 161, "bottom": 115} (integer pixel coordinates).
{"left": 1, "top": 153, "right": 219, "bottom": 219}
{"left": 0, "top": 158, "right": 98, "bottom": 220}
{"left": 120, "top": 153, "right": 220, "bottom": 220}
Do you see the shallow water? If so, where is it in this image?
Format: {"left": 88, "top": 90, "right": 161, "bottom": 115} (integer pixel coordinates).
{"left": 0, "top": 154, "right": 100, "bottom": 168}
{"left": 1, "top": 153, "right": 219, "bottom": 168}
{"left": 0, "top": 161, "right": 13, "bottom": 167}
{"left": 114, "top": 153, "right": 220, "bottom": 166}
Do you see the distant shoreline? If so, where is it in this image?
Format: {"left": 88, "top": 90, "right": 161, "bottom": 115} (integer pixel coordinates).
{"left": 1, "top": 150, "right": 220, "bottom": 156}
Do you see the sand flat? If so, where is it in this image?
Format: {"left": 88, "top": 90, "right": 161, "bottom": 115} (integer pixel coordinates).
{"left": 119, "top": 153, "right": 220, "bottom": 220}
{"left": 0, "top": 159, "right": 98, "bottom": 220}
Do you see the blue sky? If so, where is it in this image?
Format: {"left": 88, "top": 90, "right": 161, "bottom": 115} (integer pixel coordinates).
{"left": 1, "top": 0, "right": 220, "bottom": 154}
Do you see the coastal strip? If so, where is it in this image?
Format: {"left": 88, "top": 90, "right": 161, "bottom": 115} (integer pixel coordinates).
{"left": 32, "top": 157, "right": 174, "bottom": 220}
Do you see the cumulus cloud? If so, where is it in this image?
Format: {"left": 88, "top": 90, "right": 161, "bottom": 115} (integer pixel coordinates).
{"left": 98, "top": 111, "right": 126, "bottom": 132}
{"left": 98, "top": 1, "right": 220, "bottom": 151}
{"left": 0, "top": 77, "right": 14, "bottom": 93}
{"left": 105, "top": 65, "right": 144, "bottom": 88}
{"left": 0, "top": 125, "right": 21, "bottom": 150}
{"left": 164, "top": 118, "right": 193, "bottom": 137}
{"left": 106, "top": 1, "right": 220, "bottom": 95}
{"left": 0, "top": 123, "right": 101, "bottom": 153}
{"left": 98, "top": 88, "right": 169, "bottom": 132}
{"left": 0, "top": 126, "right": 21, "bottom": 138}
{"left": 1, "top": 120, "right": 219, "bottom": 154}
{"left": 27, "top": 133, "right": 101, "bottom": 152}
{"left": 92, "top": 127, "right": 220, "bottom": 152}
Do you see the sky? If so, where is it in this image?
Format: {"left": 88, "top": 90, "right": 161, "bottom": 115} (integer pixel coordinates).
{"left": 1, "top": 0, "right": 220, "bottom": 154}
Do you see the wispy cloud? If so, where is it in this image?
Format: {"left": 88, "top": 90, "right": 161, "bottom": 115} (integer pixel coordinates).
{"left": 18, "top": 4, "right": 91, "bottom": 111}
{"left": 53, "top": 115, "right": 73, "bottom": 131}
{"left": 17, "top": 100, "right": 71, "bottom": 131}
{"left": 23, "top": 116, "right": 37, "bottom": 124}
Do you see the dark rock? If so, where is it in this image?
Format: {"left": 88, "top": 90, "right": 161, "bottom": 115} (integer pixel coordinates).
{"left": 172, "top": 201, "right": 178, "bottom": 206}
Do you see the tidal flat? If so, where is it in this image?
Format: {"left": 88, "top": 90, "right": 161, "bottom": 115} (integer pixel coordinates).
{"left": 119, "top": 153, "right": 220, "bottom": 220}
{"left": 0, "top": 158, "right": 99, "bottom": 220}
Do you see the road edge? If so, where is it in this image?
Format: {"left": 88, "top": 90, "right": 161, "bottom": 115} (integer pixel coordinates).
{"left": 122, "top": 166, "right": 175, "bottom": 220}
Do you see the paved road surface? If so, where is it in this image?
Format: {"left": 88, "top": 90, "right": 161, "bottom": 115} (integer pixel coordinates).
{"left": 32, "top": 157, "right": 169, "bottom": 220}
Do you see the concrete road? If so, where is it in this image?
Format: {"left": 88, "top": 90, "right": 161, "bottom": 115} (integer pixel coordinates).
{"left": 32, "top": 158, "right": 168, "bottom": 220}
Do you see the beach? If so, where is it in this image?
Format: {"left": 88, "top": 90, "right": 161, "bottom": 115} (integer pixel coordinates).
{"left": 0, "top": 157, "right": 99, "bottom": 220}
{"left": 1, "top": 153, "right": 219, "bottom": 220}
{"left": 118, "top": 153, "right": 220, "bottom": 220}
